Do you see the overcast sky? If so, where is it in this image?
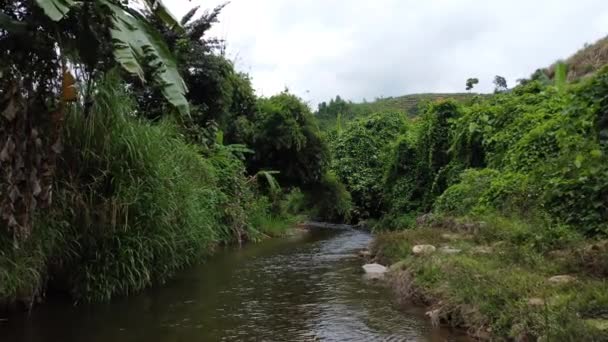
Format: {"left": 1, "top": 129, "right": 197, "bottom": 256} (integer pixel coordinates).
{"left": 167, "top": 0, "right": 608, "bottom": 107}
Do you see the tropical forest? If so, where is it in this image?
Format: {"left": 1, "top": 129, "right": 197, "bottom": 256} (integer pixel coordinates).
{"left": 1, "top": 1, "right": 607, "bottom": 341}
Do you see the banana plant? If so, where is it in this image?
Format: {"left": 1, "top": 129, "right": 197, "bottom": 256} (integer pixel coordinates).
{"left": 0, "top": 0, "right": 189, "bottom": 242}
{"left": 28, "top": 0, "right": 189, "bottom": 115}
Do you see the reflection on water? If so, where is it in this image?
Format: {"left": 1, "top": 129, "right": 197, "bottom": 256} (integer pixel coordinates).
{"left": 1, "top": 228, "right": 467, "bottom": 342}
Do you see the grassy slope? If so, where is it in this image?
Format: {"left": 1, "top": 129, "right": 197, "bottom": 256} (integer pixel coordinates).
{"left": 351, "top": 93, "right": 478, "bottom": 117}
{"left": 546, "top": 35, "right": 608, "bottom": 81}
{"left": 372, "top": 215, "right": 608, "bottom": 341}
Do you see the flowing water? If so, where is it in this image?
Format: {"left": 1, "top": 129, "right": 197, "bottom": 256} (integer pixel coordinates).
{"left": 1, "top": 227, "right": 468, "bottom": 341}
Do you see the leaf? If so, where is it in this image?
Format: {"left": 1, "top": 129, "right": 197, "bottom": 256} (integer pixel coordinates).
{"left": 180, "top": 6, "right": 200, "bottom": 25}
{"left": 0, "top": 11, "right": 27, "bottom": 33}
{"left": 142, "top": 0, "right": 184, "bottom": 33}
{"left": 103, "top": 1, "right": 189, "bottom": 115}
{"left": 34, "top": 0, "right": 75, "bottom": 21}
{"left": 574, "top": 154, "right": 584, "bottom": 169}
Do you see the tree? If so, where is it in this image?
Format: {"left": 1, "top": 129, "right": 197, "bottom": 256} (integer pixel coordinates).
{"left": 466, "top": 78, "right": 479, "bottom": 91}
{"left": 493, "top": 75, "right": 508, "bottom": 93}
{"left": 247, "top": 92, "right": 329, "bottom": 187}
{"left": 0, "top": 0, "right": 187, "bottom": 241}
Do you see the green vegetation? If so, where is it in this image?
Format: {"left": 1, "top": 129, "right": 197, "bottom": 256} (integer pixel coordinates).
{"left": 345, "top": 40, "right": 608, "bottom": 340}
{"left": 372, "top": 215, "right": 608, "bottom": 341}
{"left": 315, "top": 93, "right": 476, "bottom": 131}
{"left": 0, "top": 1, "right": 348, "bottom": 308}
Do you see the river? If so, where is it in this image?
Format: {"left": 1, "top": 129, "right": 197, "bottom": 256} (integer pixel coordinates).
{"left": 1, "top": 226, "right": 467, "bottom": 341}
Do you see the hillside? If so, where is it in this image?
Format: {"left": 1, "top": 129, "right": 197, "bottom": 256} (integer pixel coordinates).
{"left": 546, "top": 35, "right": 608, "bottom": 81}
{"left": 316, "top": 92, "right": 478, "bottom": 131}
{"left": 351, "top": 92, "right": 476, "bottom": 116}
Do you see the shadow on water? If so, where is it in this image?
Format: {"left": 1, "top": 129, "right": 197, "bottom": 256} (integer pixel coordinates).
{"left": 0, "top": 226, "right": 469, "bottom": 342}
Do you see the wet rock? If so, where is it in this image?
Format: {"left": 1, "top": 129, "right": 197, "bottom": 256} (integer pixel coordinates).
{"left": 439, "top": 246, "right": 462, "bottom": 255}
{"left": 425, "top": 309, "right": 441, "bottom": 327}
{"left": 548, "top": 275, "right": 577, "bottom": 284}
{"left": 412, "top": 245, "right": 436, "bottom": 255}
{"left": 527, "top": 298, "right": 545, "bottom": 306}
{"left": 362, "top": 263, "right": 387, "bottom": 280}
{"left": 358, "top": 249, "right": 372, "bottom": 258}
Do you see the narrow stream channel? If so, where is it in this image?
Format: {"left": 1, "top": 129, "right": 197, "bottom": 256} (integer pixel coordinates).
{"left": 1, "top": 227, "right": 467, "bottom": 341}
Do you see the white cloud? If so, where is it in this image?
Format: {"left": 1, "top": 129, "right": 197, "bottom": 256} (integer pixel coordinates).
{"left": 167, "top": 0, "right": 608, "bottom": 107}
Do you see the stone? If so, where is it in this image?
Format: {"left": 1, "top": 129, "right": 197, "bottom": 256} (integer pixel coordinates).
{"left": 527, "top": 298, "right": 545, "bottom": 306}
{"left": 425, "top": 309, "right": 441, "bottom": 327}
{"left": 358, "top": 249, "right": 372, "bottom": 258}
{"left": 412, "top": 245, "right": 436, "bottom": 255}
{"left": 362, "top": 263, "right": 388, "bottom": 280}
{"left": 548, "top": 275, "right": 577, "bottom": 284}
{"left": 439, "top": 246, "right": 462, "bottom": 254}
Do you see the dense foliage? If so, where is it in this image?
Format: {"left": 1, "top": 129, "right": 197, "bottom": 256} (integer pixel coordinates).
{"left": 0, "top": 1, "right": 345, "bottom": 307}
{"left": 330, "top": 112, "right": 405, "bottom": 218}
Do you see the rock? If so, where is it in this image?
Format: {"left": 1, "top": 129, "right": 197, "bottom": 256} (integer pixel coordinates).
{"left": 412, "top": 245, "right": 436, "bottom": 255}
{"left": 355, "top": 220, "right": 368, "bottom": 229}
{"left": 471, "top": 246, "right": 492, "bottom": 255}
{"left": 439, "top": 246, "right": 462, "bottom": 254}
{"left": 362, "top": 263, "right": 388, "bottom": 280}
{"left": 425, "top": 309, "right": 441, "bottom": 327}
{"left": 358, "top": 249, "right": 372, "bottom": 258}
{"left": 548, "top": 275, "right": 577, "bottom": 284}
{"left": 527, "top": 298, "right": 545, "bottom": 306}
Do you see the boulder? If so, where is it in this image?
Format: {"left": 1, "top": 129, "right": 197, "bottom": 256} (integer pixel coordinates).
{"left": 548, "top": 275, "right": 577, "bottom": 284}
{"left": 412, "top": 245, "right": 436, "bottom": 255}
{"left": 362, "top": 263, "right": 387, "bottom": 280}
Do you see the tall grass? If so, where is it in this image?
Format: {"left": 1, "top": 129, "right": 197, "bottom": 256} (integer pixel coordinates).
{"left": 1, "top": 73, "right": 290, "bottom": 304}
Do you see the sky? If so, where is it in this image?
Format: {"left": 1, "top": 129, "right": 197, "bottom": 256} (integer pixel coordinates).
{"left": 167, "top": 0, "right": 608, "bottom": 108}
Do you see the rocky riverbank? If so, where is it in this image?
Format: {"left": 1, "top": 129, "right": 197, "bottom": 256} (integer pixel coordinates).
{"left": 365, "top": 215, "right": 608, "bottom": 341}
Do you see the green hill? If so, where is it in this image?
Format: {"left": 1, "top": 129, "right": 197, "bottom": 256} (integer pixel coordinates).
{"left": 316, "top": 93, "right": 478, "bottom": 131}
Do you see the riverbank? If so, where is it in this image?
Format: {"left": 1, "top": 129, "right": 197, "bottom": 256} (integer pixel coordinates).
{"left": 370, "top": 214, "right": 608, "bottom": 341}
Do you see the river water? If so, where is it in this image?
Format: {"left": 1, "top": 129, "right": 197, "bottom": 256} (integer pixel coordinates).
{"left": 1, "top": 227, "right": 467, "bottom": 341}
